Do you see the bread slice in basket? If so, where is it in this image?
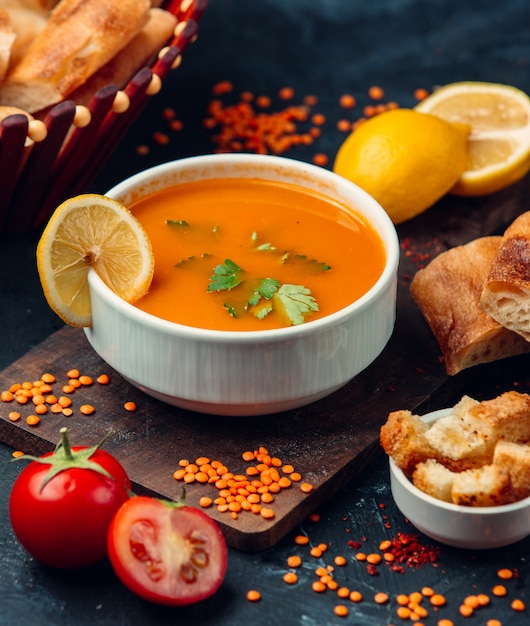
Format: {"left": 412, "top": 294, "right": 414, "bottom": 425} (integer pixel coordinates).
{"left": 0, "top": 0, "right": 151, "bottom": 113}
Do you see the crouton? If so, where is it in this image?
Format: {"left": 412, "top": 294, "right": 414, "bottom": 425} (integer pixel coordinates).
{"left": 380, "top": 409, "right": 437, "bottom": 476}
{"left": 412, "top": 459, "right": 457, "bottom": 503}
{"left": 493, "top": 440, "right": 530, "bottom": 501}
{"left": 451, "top": 464, "right": 516, "bottom": 507}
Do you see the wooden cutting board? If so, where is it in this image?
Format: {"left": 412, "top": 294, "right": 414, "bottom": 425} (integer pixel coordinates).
{"left": 1, "top": 178, "right": 529, "bottom": 552}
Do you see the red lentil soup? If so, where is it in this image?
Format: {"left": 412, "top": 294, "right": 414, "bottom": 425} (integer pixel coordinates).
{"left": 129, "top": 177, "right": 386, "bottom": 331}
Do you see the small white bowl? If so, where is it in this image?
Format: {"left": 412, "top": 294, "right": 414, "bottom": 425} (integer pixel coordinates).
{"left": 84, "top": 154, "right": 399, "bottom": 416}
{"left": 389, "top": 408, "right": 530, "bottom": 549}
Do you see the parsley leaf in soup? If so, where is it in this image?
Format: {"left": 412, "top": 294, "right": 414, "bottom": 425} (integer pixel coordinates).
{"left": 208, "top": 259, "right": 244, "bottom": 292}
{"left": 275, "top": 284, "right": 319, "bottom": 325}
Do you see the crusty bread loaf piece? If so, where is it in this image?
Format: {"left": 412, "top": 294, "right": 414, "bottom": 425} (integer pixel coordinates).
{"left": 19, "top": 0, "right": 60, "bottom": 11}
{"left": 0, "top": 8, "right": 15, "bottom": 80}
{"left": 481, "top": 211, "right": 530, "bottom": 341}
{"left": 0, "top": 0, "right": 151, "bottom": 113}
{"left": 493, "top": 441, "right": 530, "bottom": 501}
{"left": 0, "top": 2, "right": 48, "bottom": 69}
{"left": 69, "top": 7, "right": 178, "bottom": 106}
{"left": 412, "top": 459, "right": 456, "bottom": 503}
{"left": 410, "top": 236, "right": 530, "bottom": 375}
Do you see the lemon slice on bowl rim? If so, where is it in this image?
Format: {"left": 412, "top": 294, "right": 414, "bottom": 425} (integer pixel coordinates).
{"left": 415, "top": 81, "right": 530, "bottom": 196}
{"left": 36, "top": 193, "right": 154, "bottom": 327}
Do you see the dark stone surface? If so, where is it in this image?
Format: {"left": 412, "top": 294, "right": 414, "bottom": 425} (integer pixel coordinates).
{"left": 1, "top": 0, "right": 530, "bottom": 624}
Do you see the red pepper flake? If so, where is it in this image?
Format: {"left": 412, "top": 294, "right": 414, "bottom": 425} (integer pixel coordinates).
{"left": 212, "top": 80, "right": 234, "bottom": 96}
{"left": 366, "top": 563, "right": 379, "bottom": 576}
{"left": 385, "top": 532, "right": 440, "bottom": 569}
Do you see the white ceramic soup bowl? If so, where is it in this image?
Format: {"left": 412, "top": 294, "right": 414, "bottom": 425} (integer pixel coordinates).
{"left": 390, "top": 408, "right": 530, "bottom": 549}
{"left": 84, "top": 154, "right": 399, "bottom": 416}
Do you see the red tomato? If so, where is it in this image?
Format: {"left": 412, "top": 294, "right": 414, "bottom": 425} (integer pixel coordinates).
{"left": 9, "top": 430, "right": 131, "bottom": 569}
{"left": 108, "top": 496, "right": 227, "bottom": 606}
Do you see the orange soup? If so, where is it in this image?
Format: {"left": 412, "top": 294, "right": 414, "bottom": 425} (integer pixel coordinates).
{"left": 129, "top": 177, "right": 386, "bottom": 331}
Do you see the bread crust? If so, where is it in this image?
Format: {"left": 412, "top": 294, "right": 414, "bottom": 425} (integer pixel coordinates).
{"left": 481, "top": 211, "right": 530, "bottom": 340}
{"left": 69, "top": 7, "right": 178, "bottom": 106}
{"left": 410, "top": 236, "right": 530, "bottom": 375}
{"left": 0, "top": 0, "right": 151, "bottom": 112}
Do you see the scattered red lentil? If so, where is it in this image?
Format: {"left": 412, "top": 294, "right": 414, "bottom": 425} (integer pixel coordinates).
{"left": 374, "top": 592, "right": 389, "bottom": 605}
{"left": 368, "top": 85, "right": 384, "bottom": 100}
{"left": 312, "top": 153, "right": 329, "bottom": 166}
{"left": 459, "top": 604, "right": 474, "bottom": 617}
{"left": 287, "top": 555, "right": 302, "bottom": 568}
{"left": 497, "top": 568, "right": 514, "bottom": 580}
{"left": 96, "top": 374, "right": 110, "bottom": 385}
{"left": 278, "top": 86, "right": 295, "bottom": 100}
{"left": 511, "top": 599, "right": 525, "bottom": 612}
{"left": 333, "top": 605, "right": 349, "bottom": 617}
{"left": 26, "top": 415, "right": 40, "bottom": 426}
{"left": 312, "top": 580, "right": 326, "bottom": 593}
{"left": 246, "top": 589, "right": 261, "bottom": 602}
{"left": 283, "top": 572, "right": 298, "bottom": 585}
{"left": 212, "top": 80, "right": 233, "bottom": 96}
{"left": 349, "top": 590, "right": 363, "bottom": 603}
{"left": 414, "top": 87, "right": 430, "bottom": 101}
{"left": 492, "top": 585, "right": 507, "bottom": 597}
{"left": 11, "top": 450, "right": 24, "bottom": 458}
{"left": 336, "top": 119, "right": 352, "bottom": 132}
{"left": 477, "top": 594, "right": 490, "bottom": 606}
{"left": 339, "top": 94, "right": 356, "bottom": 109}
{"left": 123, "top": 401, "right": 137, "bottom": 412}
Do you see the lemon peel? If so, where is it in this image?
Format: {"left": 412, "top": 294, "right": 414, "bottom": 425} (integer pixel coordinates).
{"left": 333, "top": 108, "right": 469, "bottom": 224}
{"left": 415, "top": 81, "right": 530, "bottom": 196}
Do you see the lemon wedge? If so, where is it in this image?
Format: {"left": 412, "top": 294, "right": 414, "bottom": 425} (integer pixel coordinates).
{"left": 415, "top": 81, "right": 530, "bottom": 196}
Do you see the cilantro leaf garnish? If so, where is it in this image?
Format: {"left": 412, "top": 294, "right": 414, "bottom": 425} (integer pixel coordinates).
{"left": 249, "top": 278, "right": 280, "bottom": 304}
{"left": 282, "top": 253, "right": 331, "bottom": 272}
{"left": 208, "top": 259, "right": 244, "bottom": 292}
{"left": 166, "top": 219, "right": 190, "bottom": 227}
{"left": 274, "top": 284, "right": 319, "bottom": 325}
{"left": 175, "top": 253, "right": 211, "bottom": 268}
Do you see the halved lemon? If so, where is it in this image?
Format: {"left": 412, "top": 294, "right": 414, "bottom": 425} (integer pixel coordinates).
{"left": 415, "top": 81, "right": 530, "bottom": 196}
{"left": 36, "top": 193, "right": 154, "bottom": 327}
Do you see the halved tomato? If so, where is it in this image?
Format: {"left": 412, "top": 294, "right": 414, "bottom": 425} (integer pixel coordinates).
{"left": 107, "top": 496, "right": 227, "bottom": 606}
